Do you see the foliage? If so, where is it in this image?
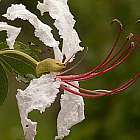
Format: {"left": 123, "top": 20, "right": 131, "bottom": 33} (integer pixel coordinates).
{"left": 0, "top": 61, "right": 8, "bottom": 105}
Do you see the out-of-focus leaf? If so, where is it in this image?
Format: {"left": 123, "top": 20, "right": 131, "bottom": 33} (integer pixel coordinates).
{"left": 0, "top": 42, "right": 8, "bottom": 50}
{"left": 16, "top": 74, "right": 36, "bottom": 84}
{"left": 0, "top": 50, "right": 37, "bottom": 76}
{"left": 0, "top": 61, "right": 8, "bottom": 105}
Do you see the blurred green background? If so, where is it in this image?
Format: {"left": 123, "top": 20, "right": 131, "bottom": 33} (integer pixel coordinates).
{"left": 0, "top": 0, "right": 140, "bottom": 140}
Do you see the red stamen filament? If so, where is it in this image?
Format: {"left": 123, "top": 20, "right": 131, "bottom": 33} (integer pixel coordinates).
{"left": 57, "top": 32, "right": 134, "bottom": 80}
{"left": 57, "top": 19, "right": 139, "bottom": 98}
{"left": 61, "top": 73, "right": 139, "bottom": 98}
{"left": 58, "top": 41, "right": 136, "bottom": 81}
{"left": 98, "top": 37, "right": 131, "bottom": 71}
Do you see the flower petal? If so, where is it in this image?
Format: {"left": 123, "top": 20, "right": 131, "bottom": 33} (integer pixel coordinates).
{"left": 55, "top": 81, "right": 85, "bottom": 139}
{"left": 16, "top": 74, "right": 61, "bottom": 140}
{"left": 0, "top": 22, "right": 21, "bottom": 49}
{"left": 53, "top": 45, "right": 64, "bottom": 62}
{"left": 3, "top": 4, "right": 63, "bottom": 61}
{"left": 37, "top": 0, "right": 84, "bottom": 62}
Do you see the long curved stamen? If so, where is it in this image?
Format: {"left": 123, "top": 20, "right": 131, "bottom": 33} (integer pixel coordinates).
{"left": 87, "top": 19, "right": 123, "bottom": 72}
{"left": 100, "top": 33, "right": 133, "bottom": 70}
{"left": 98, "top": 40, "right": 134, "bottom": 70}
{"left": 57, "top": 22, "right": 134, "bottom": 81}
{"left": 58, "top": 41, "right": 136, "bottom": 81}
{"left": 73, "top": 42, "right": 135, "bottom": 81}
{"left": 64, "top": 81, "right": 111, "bottom": 94}
{"left": 61, "top": 73, "right": 139, "bottom": 98}
{"left": 61, "top": 84, "right": 107, "bottom": 98}
{"left": 64, "top": 73, "right": 139, "bottom": 94}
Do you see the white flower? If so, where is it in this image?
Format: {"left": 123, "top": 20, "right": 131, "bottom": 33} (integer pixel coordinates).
{"left": 3, "top": 1, "right": 84, "bottom": 140}
{"left": 1, "top": 1, "right": 139, "bottom": 140}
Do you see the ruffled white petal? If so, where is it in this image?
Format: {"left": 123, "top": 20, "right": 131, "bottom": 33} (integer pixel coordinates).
{"left": 0, "top": 22, "right": 21, "bottom": 49}
{"left": 55, "top": 81, "right": 85, "bottom": 139}
{"left": 3, "top": 4, "right": 63, "bottom": 61}
{"left": 37, "top": 0, "right": 84, "bottom": 62}
{"left": 16, "top": 74, "right": 61, "bottom": 140}
{"left": 53, "top": 45, "right": 64, "bottom": 62}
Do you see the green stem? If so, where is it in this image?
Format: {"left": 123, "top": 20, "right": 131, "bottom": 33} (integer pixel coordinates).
{"left": 0, "top": 50, "right": 38, "bottom": 65}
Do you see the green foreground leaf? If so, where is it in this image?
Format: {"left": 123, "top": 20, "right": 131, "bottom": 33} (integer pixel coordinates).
{"left": 0, "top": 50, "right": 37, "bottom": 76}
{"left": 0, "top": 61, "right": 8, "bottom": 105}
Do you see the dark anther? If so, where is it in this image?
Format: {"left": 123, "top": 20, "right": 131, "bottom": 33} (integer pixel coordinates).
{"left": 127, "top": 33, "right": 134, "bottom": 40}
{"left": 130, "top": 42, "right": 135, "bottom": 48}
{"left": 111, "top": 18, "right": 123, "bottom": 31}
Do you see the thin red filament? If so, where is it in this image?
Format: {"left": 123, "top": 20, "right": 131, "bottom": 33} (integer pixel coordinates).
{"left": 61, "top": 73, "right": 139, "bottom": 98}
{"left": 58, "top": 41, "right": 136, "bottom": 81}
{"left": 58, "top": 20, "right": 139, "bottom": 98}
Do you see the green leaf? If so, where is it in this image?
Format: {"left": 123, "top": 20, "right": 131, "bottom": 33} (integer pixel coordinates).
{"left": 0, "top": 41, "right": 43, "bottom": 61}
{"left": 0, "top": 50, "right": 37, "bottom": 76}
{"left": 0, "top": 57, "right": 13, "bottom": 73}
{"left": 0, "top": 61, "right": 8, "bottom": 105}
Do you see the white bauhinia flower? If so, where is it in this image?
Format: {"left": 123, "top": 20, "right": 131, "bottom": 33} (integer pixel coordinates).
{"left": 2, "top": 1, "right": 139, "bottom": 140}
{"left": 37, "top": 0, "right": 84, "bottom": 62}
{"left": 3, "top": 2, "right": 85, "bottom": 140}
{"left": 0, "top": 22, "right": 21, "bottom": 49}
{"left": 1, "top": 0, "right": 139, "bottom": 140}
